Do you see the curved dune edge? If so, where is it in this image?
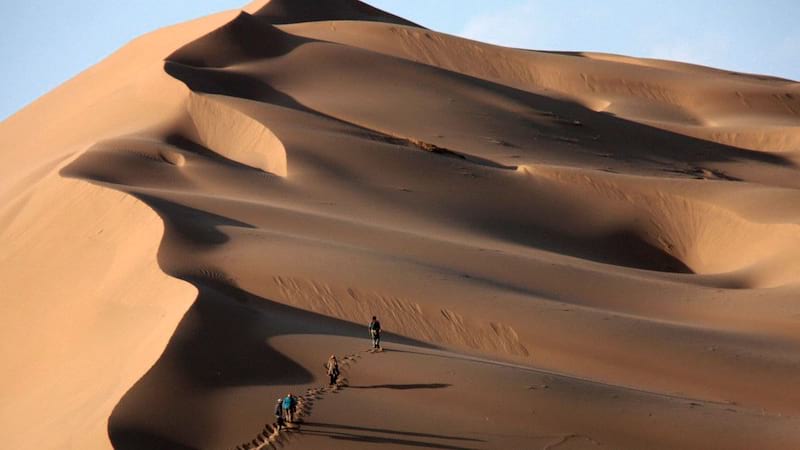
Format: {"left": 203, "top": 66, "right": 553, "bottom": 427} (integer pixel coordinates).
{"left": 0, "top": 175, "right": 196, "bottom": 450}
{"left": 0, "top": 8, "right": 248, "bottom": 205}
{"left": 517, "top": 164, "right": 800, "bottom": 287}
{"left": 0, "top": 6, "right": 248, "bottom": 450}
{"left": 186, "top": 93, "right": 288, "bottom": 177}
{"left": 282, "top": 20, "right": 800, "bottom": 155}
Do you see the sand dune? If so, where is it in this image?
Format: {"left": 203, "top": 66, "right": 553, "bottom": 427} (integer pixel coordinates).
{"left": 2, "top": 1, "right": 800, "bottom": 449}
{"left": 282, "top": 20, "right": 800, "bottom": 155}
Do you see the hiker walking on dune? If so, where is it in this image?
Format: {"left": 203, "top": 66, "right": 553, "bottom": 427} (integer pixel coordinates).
{"left": 281, "top": 393, "right": 297, "bottom": 423}
{"left": 326, "top": 354, "right": 340, "bottom": 386}
{"left": 274, "top": 397, "right": 286, "bottom": 430}
{"left": 368, "top": 316, "right": 382, "bottom": 350}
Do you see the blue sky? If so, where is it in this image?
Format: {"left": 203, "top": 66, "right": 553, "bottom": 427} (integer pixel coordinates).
{"left": 1, "top": 0, "right": 798, "bottom": 120}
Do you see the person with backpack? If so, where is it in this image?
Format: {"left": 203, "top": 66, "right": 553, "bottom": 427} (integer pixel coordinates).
{"left": 368, "top": 316, "right": 381, "bottom": 350}
{"left": 326, "top": 354, "right": 340, "bottom": 386}
{"left": 274, "top": 397, "right": 286, "bottom": 430}
{"left": 281, "top": 393, "right": 297, "bottom": 423}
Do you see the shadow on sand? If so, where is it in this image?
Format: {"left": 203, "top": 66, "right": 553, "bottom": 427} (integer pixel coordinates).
{"left": 349, "top": 383, "right": 452, "bottom": 390}
{"left": 300, "top": 421, "right": 484, "bottom": 449}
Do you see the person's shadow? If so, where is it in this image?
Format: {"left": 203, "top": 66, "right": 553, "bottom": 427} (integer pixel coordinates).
{"left": 300, "top": 421, "right": 485, "bottom": 450}
{"left": 348, "top": 383, "right": 451, "bottom": 390}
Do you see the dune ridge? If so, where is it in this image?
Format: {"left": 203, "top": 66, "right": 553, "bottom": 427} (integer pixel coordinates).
{"left": 283, "top": 20, "right": 800, "bottom": 155}
{"left": 518, "top": 164, "right": 800, "bottom": 285}
{"left": 2, "top": 1, "right": 800, "bottom": 449}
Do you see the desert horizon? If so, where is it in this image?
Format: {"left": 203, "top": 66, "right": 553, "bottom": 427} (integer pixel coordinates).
{"left": 1, "top": 1, "right": 800, "bottom": 449}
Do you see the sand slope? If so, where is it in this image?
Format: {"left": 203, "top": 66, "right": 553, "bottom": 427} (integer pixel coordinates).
{"left": 2, "top": 1, "right": 800, "bottom": 449}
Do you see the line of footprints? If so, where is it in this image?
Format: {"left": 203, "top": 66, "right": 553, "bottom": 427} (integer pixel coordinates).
{"left": 231, "top": 351, "right": 366, "bottom": 450}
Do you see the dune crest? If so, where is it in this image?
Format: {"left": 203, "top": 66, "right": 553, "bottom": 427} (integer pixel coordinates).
{"left": 250, "top": 0, "right": 420, "bottom": 27}
{"left": 284, "top": 20, "right": 800, "bottom": 155}
{"left": 0, "top": 176, "right": 195, "bottom": 450}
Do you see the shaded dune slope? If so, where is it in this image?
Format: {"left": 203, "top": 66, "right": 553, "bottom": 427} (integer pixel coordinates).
{"left": 2, "top": 1, "right": 800, "bottom": 449}
{"left": 250, "top": 0, "right": 421, "bottom": 27}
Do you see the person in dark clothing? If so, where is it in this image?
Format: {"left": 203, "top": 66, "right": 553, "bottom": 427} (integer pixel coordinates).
{"left": 368, "top": 316, "right": 381, "bottom": 349}
{"left": 326, "top": 354, "right": 340, "bottom": 386}
{"left": 274, "top": 398, "right": 286, "bottom": 430}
